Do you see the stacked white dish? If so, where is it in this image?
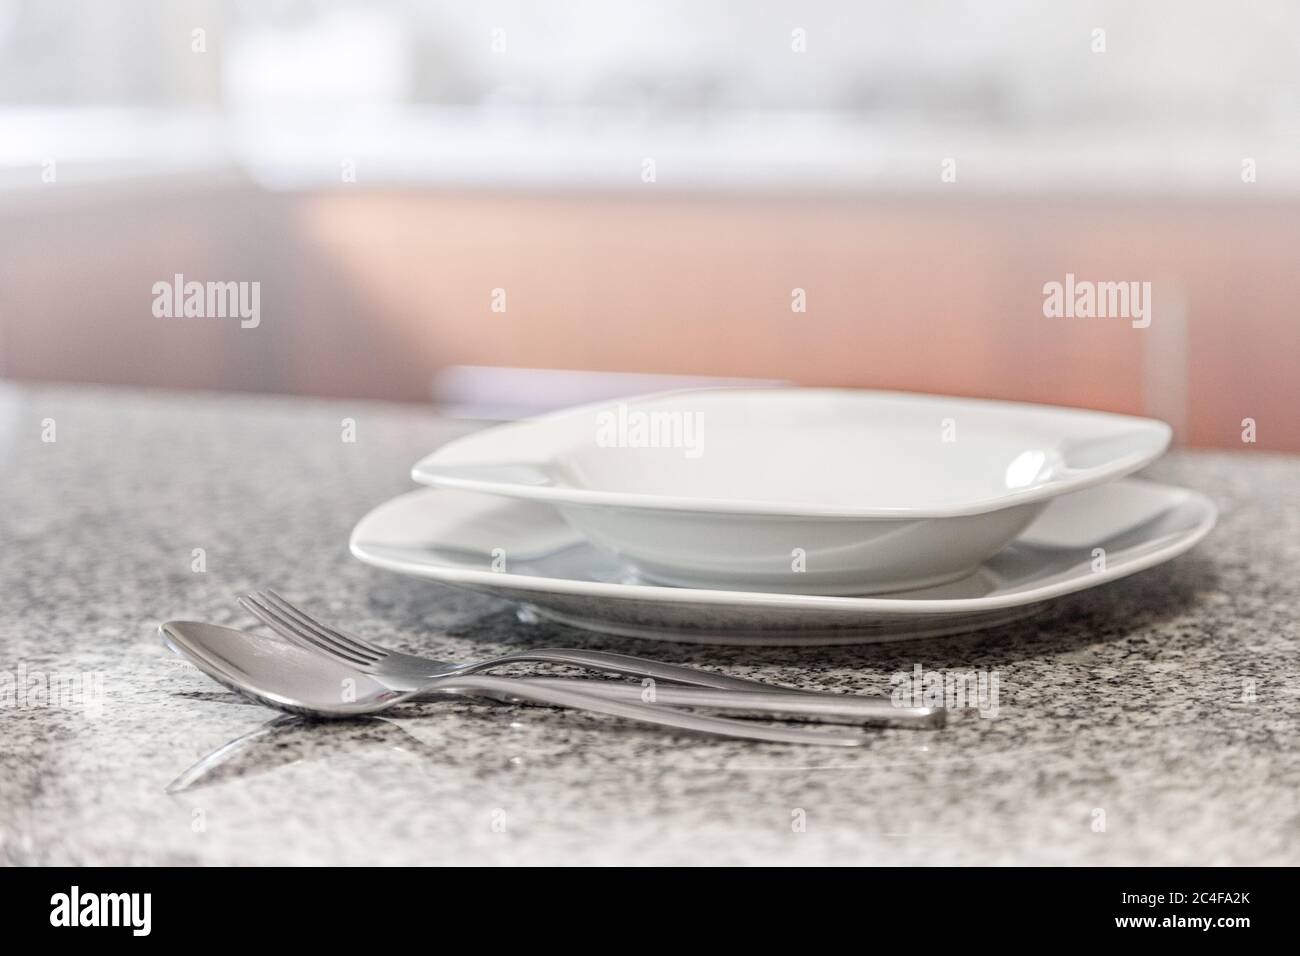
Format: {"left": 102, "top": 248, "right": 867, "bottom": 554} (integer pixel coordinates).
{"left": 350, "top": 389, "right": 1214, "bottom": 645}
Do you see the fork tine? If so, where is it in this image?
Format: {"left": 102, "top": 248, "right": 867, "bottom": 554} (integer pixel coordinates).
{"left": 260, "top": 589, "right": 386, "bottom": 660}
{"left": 239, "top": 593, "right": 378, "bottom": 667}
{"left": 236, "top": 593, "right": 346, "bottom": 658}
{"left": 239, "top": 592, "right": 374, "bottom": 665}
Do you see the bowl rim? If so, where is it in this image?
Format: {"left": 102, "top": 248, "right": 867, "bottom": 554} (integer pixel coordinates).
{"left": 411, "top": 387, "right": 1172, "bottom": 519}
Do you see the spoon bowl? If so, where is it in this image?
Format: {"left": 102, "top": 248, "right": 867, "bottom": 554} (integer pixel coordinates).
{"left": 161, "top": 621, "right": 410, "bottom": 716}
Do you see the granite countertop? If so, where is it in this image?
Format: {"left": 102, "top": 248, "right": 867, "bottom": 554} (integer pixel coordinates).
{"left": 1, "top": 384, "right": 1296, "bottom": 865}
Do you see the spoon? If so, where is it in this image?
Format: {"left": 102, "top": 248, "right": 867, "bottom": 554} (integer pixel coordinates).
{"left": 237, "top": 588, "right": 941, "bottom": 727}
{"left": 161, "top": 621, "right": 881, "bottom": 746}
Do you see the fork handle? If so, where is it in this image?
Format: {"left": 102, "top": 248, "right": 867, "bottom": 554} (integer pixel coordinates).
{"left": 474, "top": 647, "right": 848, "bottom": 695}
{"left": 419, "top": 676, "right": 941, "bottom": 728}
{"left": 419, "top": 675, "right": 873, "bottom": 747}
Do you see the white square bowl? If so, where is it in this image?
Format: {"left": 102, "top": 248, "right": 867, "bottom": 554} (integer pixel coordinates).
{"left": 412, "top": 388, "right": 1171, "bottom": 595}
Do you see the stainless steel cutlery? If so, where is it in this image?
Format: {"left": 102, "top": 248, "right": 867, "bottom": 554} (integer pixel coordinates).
{"left": 160, "top": 589, "right": 943, "bottom": 747}
{"left": 237, "top": 589, "right": 938, "bottom": 727}
{"left": 162, "top": 620, "right": 887, "bottom": 746}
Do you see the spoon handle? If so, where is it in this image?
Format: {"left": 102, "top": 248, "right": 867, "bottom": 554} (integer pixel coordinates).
{"left": 477, "top": 646, "right": 859, "bottom": 694}
{"left": 420, "top": 676, "right": 941, "bottom": 728}
{"left": 419, "top": 674, "right": 876, "bottom": 747}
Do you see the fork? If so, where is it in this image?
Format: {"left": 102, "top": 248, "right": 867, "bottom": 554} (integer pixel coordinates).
{"left": 238, "top": 589, "right": 942, "bottom": 728}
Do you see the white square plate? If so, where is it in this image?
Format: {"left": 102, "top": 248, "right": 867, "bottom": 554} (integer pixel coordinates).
{"left": 350, "top": 479, "right": 1215, "bottom": 645}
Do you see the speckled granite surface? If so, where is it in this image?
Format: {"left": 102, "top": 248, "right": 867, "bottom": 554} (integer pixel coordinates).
{"left": 1, "top": 383, "right": 1296, "bottom": 865}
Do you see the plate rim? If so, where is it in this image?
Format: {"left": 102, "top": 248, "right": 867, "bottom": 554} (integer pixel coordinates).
{"left": 349, "top": 478, "right": 1217, "bottom": 617}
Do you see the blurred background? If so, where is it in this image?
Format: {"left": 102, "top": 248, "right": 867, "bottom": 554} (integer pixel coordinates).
{"left": 1, "top": 0, "right": 1297, "bottom": 448}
